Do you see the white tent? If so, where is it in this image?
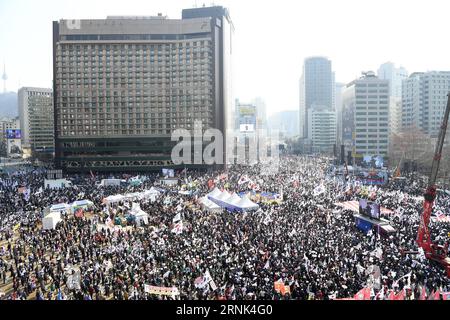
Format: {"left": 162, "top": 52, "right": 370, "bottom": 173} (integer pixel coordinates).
{"left": 143, "top": 187, "right": 160, "bottom": 202}
{"left": 227, "top": 193, "right": 242, "bottom": 205}
{"left": 235, "top": 196, "right": 259, "bottom": 211}
{"left": 133, "top": 211, "right": 149, "bottom": 226}
{"left": 71, "top": 200, "right": 94, "bottom": 212}
{"left": 104, "top": 194, "right": 125, "bottom": 205}
{"left": 42, "top": 212, "right": 62, "bottom": 230}
{"left": 124, "top": 193, "right": 141, "bottom": 201}
{"left": 216, "top": 191, "right": 231, "bottom": 202}
{"left": 47, "top": 203, "right": 71, "bottom": 215}
{"left": 207, "top": 187, "right": 222, "bottom": 199}
{"left": 206, "top": 190, "right": 259, "bottom": 212}
{"left": 130, "top": 203, "right": 149, "bottom": 226}
{"left": 199, "top": 197, "right": 222, "bottom": 212}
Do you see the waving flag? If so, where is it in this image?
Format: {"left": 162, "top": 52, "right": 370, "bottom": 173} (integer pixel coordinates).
{"left": 313, "top": 184, "right": 326, "bottom": 196}
{"left": 263, "top": 213, "right": 273, "bottom": 226}
{"left": 171, "top": 221, "right": 183, "bottom": 235}
{"left": 247, "top": 181, "right": 260, "bottom": 191}
{"left": 238, "top": 175, "right": 251, "bottom": 185}
{"left": 194, "top": 271, "right": 213, "bottom": 290}
{"left": 173, "top": 213, "right": 181, "bottom": 223}
{"left": 434, "top": 211, "right": 450, "bottom": 223}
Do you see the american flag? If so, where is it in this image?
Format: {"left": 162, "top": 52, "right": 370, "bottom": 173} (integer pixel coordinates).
{"left": 171, "top": 221, "right": 183, "bottom": 235}
{"left": 433, "top": 211, "right": 450, "bottom": 223}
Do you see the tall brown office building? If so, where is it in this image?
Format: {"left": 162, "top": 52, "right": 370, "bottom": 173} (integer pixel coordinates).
{"left": 53, "top": 6, "right": 233, "bottom": 172}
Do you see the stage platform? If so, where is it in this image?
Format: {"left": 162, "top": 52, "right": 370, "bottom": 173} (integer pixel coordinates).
{"left": 354, "top": 213, "right": 396, "bottom": 236}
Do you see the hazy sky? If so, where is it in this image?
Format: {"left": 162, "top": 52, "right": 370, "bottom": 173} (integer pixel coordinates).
{"left": 1, "top": 0, "right": 450, "bottom": 115}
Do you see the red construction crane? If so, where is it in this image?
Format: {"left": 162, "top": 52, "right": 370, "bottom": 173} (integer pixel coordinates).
{"left": 417, "top": 93, "right": 450, "bottom": 277}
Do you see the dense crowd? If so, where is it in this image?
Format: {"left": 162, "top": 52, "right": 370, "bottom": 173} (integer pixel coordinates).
{"left": 0, "top": 155, "right": 449, "bottom": 300}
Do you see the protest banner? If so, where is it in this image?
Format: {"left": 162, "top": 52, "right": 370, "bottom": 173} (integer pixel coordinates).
{"left": 144, "top": 285, "right": 180, "bottom": 297}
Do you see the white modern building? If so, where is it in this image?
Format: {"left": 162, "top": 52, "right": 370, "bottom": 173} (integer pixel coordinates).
{"left": 389, "top": 97, "right": 402, "bottom": 135}
{"left": 377, "top": 62, "right": 408, "bottom": 136}
{"left": 342, "top": 72, "right": 390, "bottom": 163}
{"left": 307, "top": 107, "right": 336, "bottom": 153}
{"left": 377, "top": 62, "right": 408, "bottom": 98}
{"left": 401, "top": 71, "right": 450, "bottom": 138}
{"left": 18, "top": 87, "right": 54, "bottom": 155}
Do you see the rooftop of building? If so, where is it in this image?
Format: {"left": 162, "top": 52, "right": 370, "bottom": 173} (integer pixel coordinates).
{"left": 56, "top": 6, "right": 231, "bottom": 35}
{"left": 18, "top": 87, "right": 52, "bottom": 92}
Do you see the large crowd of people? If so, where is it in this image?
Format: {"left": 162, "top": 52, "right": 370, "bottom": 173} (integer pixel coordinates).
{"left": 0, "top": 155, "right": 449, "bottom": 300}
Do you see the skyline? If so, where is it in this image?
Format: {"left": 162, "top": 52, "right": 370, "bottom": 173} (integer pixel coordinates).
{"left": 1, "top": 0, "right": 450, "bottom": 115}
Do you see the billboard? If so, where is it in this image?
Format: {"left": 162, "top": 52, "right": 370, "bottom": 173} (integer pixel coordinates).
{"left": 239, "top": 106, "right": 256, "bottom": 116}
{"left": 362, "top": 155, "right": 384, "bottom": 169}
{"left": 359, "top": 199, "right": 380, "bottom": 220}
{"left": 162, "top": 168, "right": 175, "bottom": 178}
{"left": 356, "top": 169, "right": 388, "bottom": 186}
{"left": 6, "top": 129, "right": 21, "bottom": 140}
{"left": 7, "top": 139, "right": 22, "bottom": 156}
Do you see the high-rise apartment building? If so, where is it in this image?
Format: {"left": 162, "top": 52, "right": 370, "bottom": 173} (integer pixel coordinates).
{"left": 401, "top": 71, "right": 450, "bottom": 137}
{"left": 377, "top": 62, "right": 408, "bottom": 136}
{"left": 18, "top": 87, "right": 54, "bottom": 155}
{"left": 53, "top": 6, "right": 233, "bottom": 172}
{"left": 342, "top": 72, "right": 390, "bottom": 163}
{"left": 299, "top": 57, "right": 335, "bottom": 145}
{"left": 377, "top": 62, "right": 408, "bottom": 98}
{"left": 307, "top": 107, "right": 337, "bottom": 153}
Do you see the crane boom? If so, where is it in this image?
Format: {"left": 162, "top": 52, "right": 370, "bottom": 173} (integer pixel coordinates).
{"left": 417, "top": 93, "right": 450, "bottom": 277}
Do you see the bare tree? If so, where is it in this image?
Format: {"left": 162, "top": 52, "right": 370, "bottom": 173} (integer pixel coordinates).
{"left": 389, "top": 126, "right": 434, "bottom": 173}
